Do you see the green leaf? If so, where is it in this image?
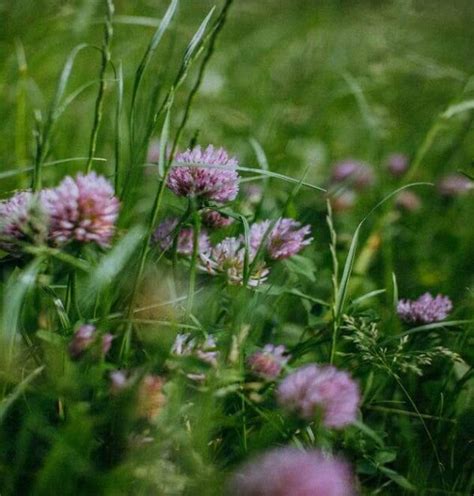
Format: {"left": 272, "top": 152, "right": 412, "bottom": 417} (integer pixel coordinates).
{"left": 379, "top": 466, "right": 417, "bottom": 492}
{"left": 283, "top": 255, "right": 317, "bottom": 282}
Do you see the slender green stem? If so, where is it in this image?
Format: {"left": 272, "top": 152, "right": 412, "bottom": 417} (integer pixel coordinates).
{"left": 327, "top": 200, "right": 339, "bottom": 364}
{"left": 187, "top": 205, "right": 201, "bottom": 317}
{"left": 86, "top": 0, "right": 114, "bottom": 173}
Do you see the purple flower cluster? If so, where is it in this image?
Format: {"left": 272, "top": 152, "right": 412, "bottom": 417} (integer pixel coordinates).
{"left": 397, "top": 293, "right": 453, "bottom": 324}
{"left": 44, "top": 172, "right": 120, "bottom": 247}
{"left": 167, "top": 145, "right": 239, "bottom": 203}
{"left": 437, "top": 174, "right": 472, "bottom": 197}
{"left": 277, "top": 364, "right": 360, "bottom": 428}
{"left": 249, "top": 218, "right": 312, "bottom": 260}
{"left": 247, "top": 344, "right": 289, "bottom": 380}
{"left": 152, "top": 217, "right": 210, "bottom": 256}
{"left": 0, "top": 191, "right": 48, "bottom": 252}
{"left": 330, "top": 160, "right": 375, "bottom": 191}
{"left": 227, "top": 447, "right": 355, "bottom": 496}
{"left": 386, "top": 153, "right": 409, "bottom": 177}
{"left": 0, "top": 173, "right": 120, "bottom": 252}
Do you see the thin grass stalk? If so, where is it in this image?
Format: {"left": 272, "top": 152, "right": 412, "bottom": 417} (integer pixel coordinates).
{"left": 114, "top": 61, "right": 124, "bottom": 190}
{"left": 326, "top": 200, "right": 339, "bottom": 364}
{"left": 187, "top": 206, "right": 201, "bottom": 317}
{"left": 86, "top": 0, "right": 114, "bottom": 173}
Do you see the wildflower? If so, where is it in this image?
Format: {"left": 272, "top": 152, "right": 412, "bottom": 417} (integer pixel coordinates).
{"left": 200, "top": 237, "right": 269, "bottom": 287}
{"left": 386, "top": 153, "right": 409, "bottom": 177}
{"left": 45, "top": 172, "right": 120, "bottom": 247}
{"left": 152, "top": 217, "right": 210, "bottom": 256}
{"left": 437, "top": 174, "right": 472, "bottom": 197}
{"left": 277, "top": 364, "right": 360, "bottom": 428}
{"left": 395, "top": 191, "right": 421, "bottom": 212}
{"left": 201, "top": 209, "right": 234, "bottom": 228}
{"left": 330, "top": 160, "right": 375, "bottom": 190}
{"left": 248, "top": 218, "right": 312, "bottom": 260}
{"left": 242, "top": 184, "right": 263, "bottom": 205}
{"left": 397, "top": 293, "right": 452, "bottom": 324}
{"left": 137, "top": 374, "right": 166, "bottom": 421}
{"left": 110, "top": 370, "right": 128, "bottom": 393}
{"left": 267, "top": 218, "right": 312, "bottom": 260}
{"left": 227, "top": 447, "right": 355, "bottom": 496}
{"left": 0, "top": 191, "right": 49, "bottom": 252}
{"left": 167, "top": 145, "right": 239, "bottom": 202}
{"left": 172, "top": 333, "right": 218, "bottom": 381}
{"left": 69, "top": 324, "right": 113, "bottom": 359}
{"left": 147, "top": 138, "right": 160, "bottom": 163}
{"left": 329, "top": 190, "right": 356, "bottom": 213}
{"left": 247, "top": 344, "right": 289, "bottom": 380}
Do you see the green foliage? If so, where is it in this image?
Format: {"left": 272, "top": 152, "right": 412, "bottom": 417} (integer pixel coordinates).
{"left": 0, "top": 0, "right": 473, "bottom": 495}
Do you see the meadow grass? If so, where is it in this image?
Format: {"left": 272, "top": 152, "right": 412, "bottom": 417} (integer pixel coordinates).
{"left": 0, "top": 0, "right": 473, "bottom": 494}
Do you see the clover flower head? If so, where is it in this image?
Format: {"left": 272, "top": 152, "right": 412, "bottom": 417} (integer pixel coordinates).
{"left": 277, "top": 364, "right": 360, "bottom": 428}
{"left": 69, "top": 324, "right": 113, "bottom": 359}
{"left": 201, "top": 209, "right": 234, "bottom": 228}
{"left": 0, "top": 191, "right": 49, "bottom": 252}
{"left": 437, "top": 174, "right": 472, "bottom": 197}
{"left": 331, "top": 160, "right": 375, "bottom": 190}
{"left": 267, "top": 218, "right": 312, "bottom": 260}
{"left": 152, "top": 217, "right": 210, "bottom": 256}
{"left": 248, "top": 218, "right": 312, "bottom": 260}
{"left": 167, "top": 145, "right": 239, "bottom": 202}
{"left": 395, "top": 191, "right": 421, "bottom": 212}
{"left": 227, "top": 447, "right": 355, "bottom": 496}
{"left": 200, "top": 237, "right": 269, "bottom": 288}
{"left": 386, "top": 153, "right": 409, "bottom": 177}
{"left": 397, "top": 293, "right": 452, "bottom": 324}
{"left": 45, "top": 172, "right": 120, "bottom": 247}
{"left": 329, "top": 190, "right": 357, "bottom": 213}
{"left": 247, "top": 344, "right": 289, "bottom": 380}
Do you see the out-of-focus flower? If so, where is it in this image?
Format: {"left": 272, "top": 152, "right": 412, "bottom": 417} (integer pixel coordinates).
{"left": 330, "top": 160, "right": 375, "bottom": 190}
{"left": 386, "top": 153, "right": 409, "bottom": 177}
{"left": 0, "top": 191, "right": 49, "bottom": 252}
{"left": 247, "top": 344, "right": 289, "bottom": 380}
{"left": 110, "top": 370, "right": 128, "bottom": 393}
{"left": 200, "top": 237, "right": 269, "bottom": 288}
{"left": 277, "top": 364, "right": 360, "bottom": 428}
{"left": 437, "top": 174, "right": 472, "bottom": 197}
{"left": 172, "top": 333, "right": 219, "bottom": 381}
{"left": 201, "top": 209, "right": 234, "bottom": 228}
{"left": 395, "top": 191, "right": 421, "bottom": 212}
{"left": 45, "top": 172, "right": 120, "bottom": 247}
{"left": 248, "top": 218, "right": 312, "bottom": 260}
{"left": 397, "top": 293, "right": 452, "bottom": 324}
{"left": 242, "top": 184, "right": 263, "bottom": 205}
{"left": 329, "top": 190, "right": 357, "bottom": 213}
{"left": 227, "top": 447, "right": 355, "bottom": 496}
{"left": 152, "top": 217, "right": 210, "bottom": 256}
{"left": 137, "top": 374, "right": 166, "bottom": 422}
{"left": 69, "top": 324, "right": 113, "bottom": 359}
{"left": 167, "top": 145, "right": 239, "bottom": 202}
{"left": 147, "top": 138, "right": 161, "bottom": 163}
